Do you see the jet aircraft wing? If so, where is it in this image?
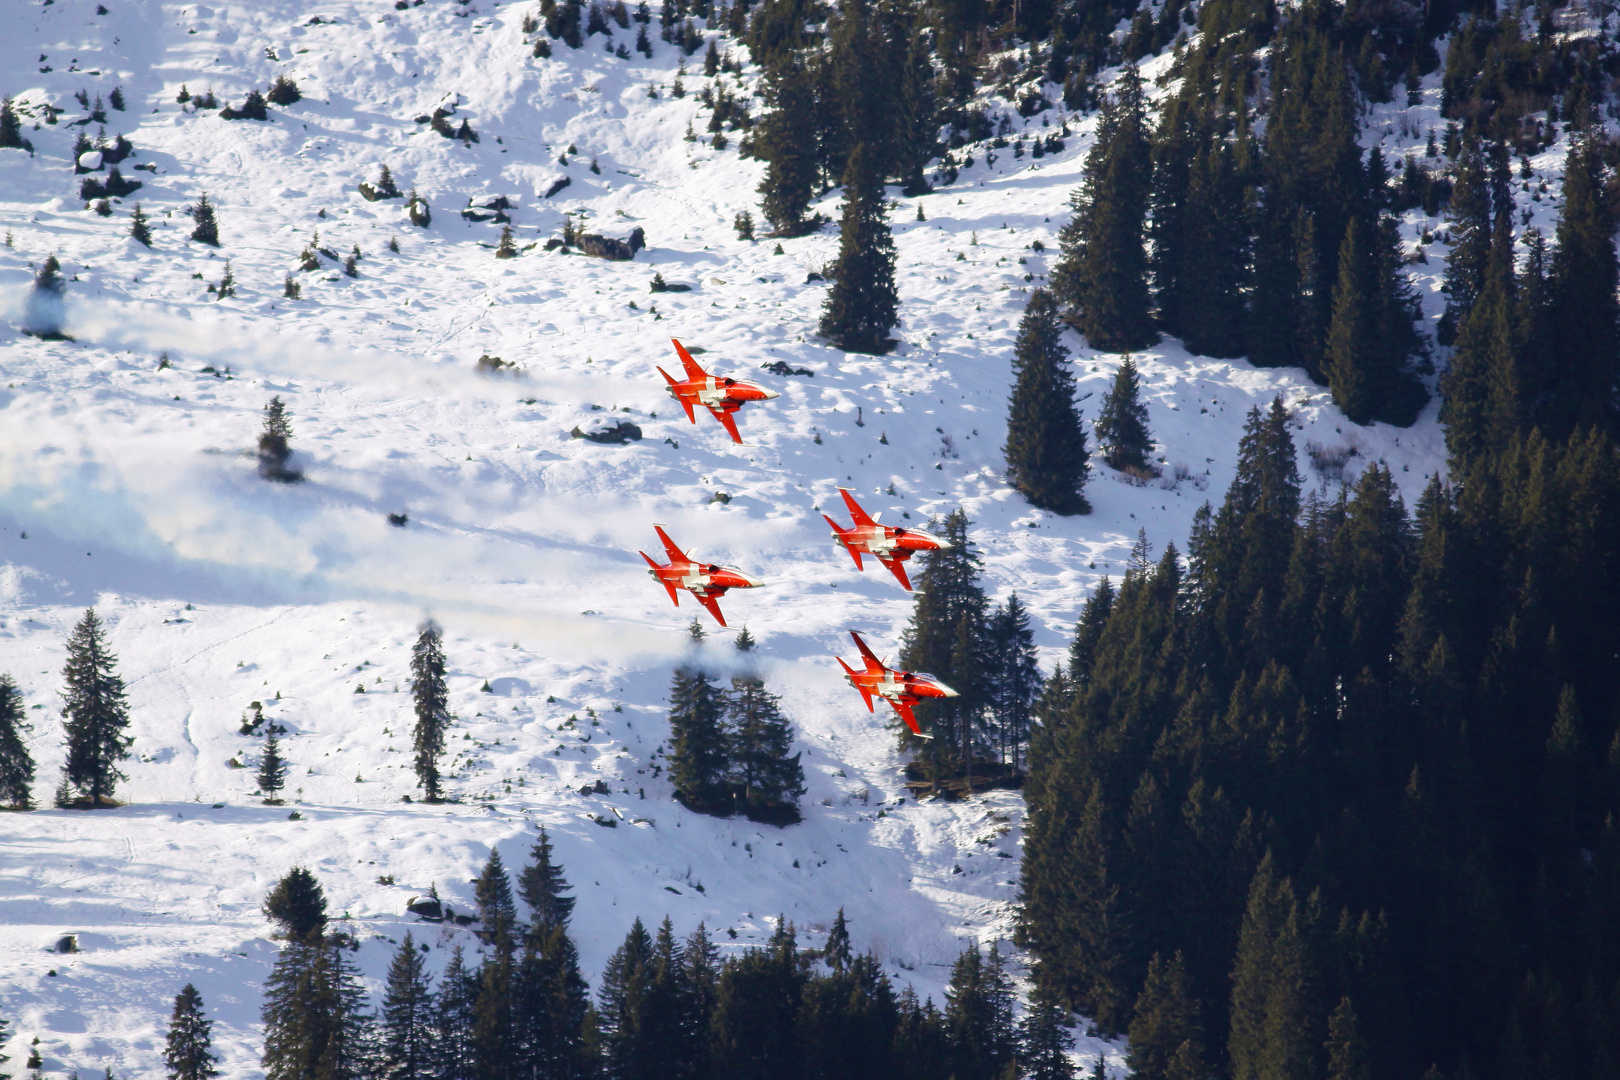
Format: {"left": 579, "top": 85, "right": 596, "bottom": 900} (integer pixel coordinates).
{"left": 876, "top": 555, "right": 912, "bottom": 591}
{"left": 708, "top": 405, "right": 743, "bottom": 444}
{"left": 671, "top": 338, "right": 708, "bottom": 381}
{"left": 839, "top": 488, "right": 878, "bottom": 528}
{"left": 651, "top": 525, "right": 688, "bottom": 564}
{"left": 695, "top": 592, "right": 728, "bottom": 627}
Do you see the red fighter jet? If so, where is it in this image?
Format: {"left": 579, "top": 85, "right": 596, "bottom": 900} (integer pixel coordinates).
{"left": 823, "top": 488, "right": 949, "bottom": 592}
{"left": 639, "top": 525, "right": 763, "bottom": 627}
{"left": 835, "top": 631, "right": 957, "bottom": 739}
{"left": 657, "top": 338, "right": 779, "bottom": 444}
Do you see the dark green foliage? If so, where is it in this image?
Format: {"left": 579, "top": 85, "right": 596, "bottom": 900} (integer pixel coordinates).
{"left": 0, "top": 675, "right": 35, "bottom": 809}
{"left": 259, "top": 396, "right": 295, "bottom": 480}
{"left": 1052, "top": 65, "right": 1155, "bottom": 351}
{"left": 726, "top": 670, "right": 804, "bottom": 821}
{"left": 597, "top": 917, "right": 657, "bottom": 1080}
{"left": 1547, "top": 136, "right": 1619, "bottom": 440}
{"left": 262, "top": 941, "right": 373, "bottom": 1080}
{"left": 474, "top": 848, "right": 518, "bottom": 945}
{"left": 709, "top": 920, "right": 805, "bottom": 1080}
{"left": 1324, "top": 997, "right": 1370, "bottom": 1080}
{"left": 943, "top": 942, "right": 1016, "bottom": 1080}
{"left": 1004, "top": 289, "right": 1091, "bottom": 515}
{"left": 496, "top": 226, "right": 517, "bottom": 259}
{"left": 819, "top": 144, "right": 898, "bottom": 354}
{"left": 189, "top": 193, "right": 219, "bottom": 245}
{"left": 165, "top": 984, "right": 219, "bottom": 1080}
{"left": 0, "top": 98, "right": 32, "bottom": 152}
{"left": 518, "top": 827, "right": 576, "bottom": 936}
{"left": 1228, "top": 855, "right": 1318, "bottom": 1080}
{"left": 267, "top": 76, "right": 302, "bottom": 106}
{"left": 409, "top": 621, "right": 449, "bottom": 800}
{"left": 1437, "top": 136, "right": 1491, "bottom": 346}
{"left": 1095, "top": 357, "right": 1153, "bottom": 471}
{"left": 668, "top": 650, "right": 729, "bottom": 812}
{"left": 1020, "top": 994, "right": 1075, "bottom": 1080}
{"left": 34, "top": 254, "right": 64, "bottom": 295}
{"left": 983, "top": 593, "right": 1041, "bottom": 767}
{"left": 1126, "top": 952, "right": 1205, "bottom": 1080}
{"left": 435, "top": 946, "right": 477, "bottom": 1080}
{"left": 129, "top": 203, "right": 152, "bottom": 246}
{"left": 380, "top": 933, "right": 435, "bottom": 1080}
{"left": 58, "top": 608, "right": 131, "bottom": 807}
{"left": 263, "top": 867, "right": 328, "bottom": 943}
{"left": 898, "top": 510, "right": 987, "bottom": 768}
{"left": 257, "top": 723, "right": 287, "bottom": 800}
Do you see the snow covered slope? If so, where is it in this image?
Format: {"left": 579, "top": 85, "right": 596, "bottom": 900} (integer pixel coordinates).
{"left": 0, "top": 0, "right": 1472, "bottom": 1075}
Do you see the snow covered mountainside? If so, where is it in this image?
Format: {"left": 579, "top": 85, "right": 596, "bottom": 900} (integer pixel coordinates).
{"left": 0, "top": 0, "right": 1516, "bottom": 1074}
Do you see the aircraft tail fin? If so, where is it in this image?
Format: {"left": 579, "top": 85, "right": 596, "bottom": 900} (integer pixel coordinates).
{"left": 850, "top": 631, "right": 885, "bottom": 673}
{"left": 640, "top": 551, "right": 681, "bottom": 606}
{"left": 839, "top": 487, "right": 878, "bottom": 528}
{"left": 671, "top": 338, "right": 708, "bottom": 381}
{"left": 837, "top": 657, "right": 876, "bottom": 712}
{"left": 824, "top": 516, "right": 863, "bottom": 569}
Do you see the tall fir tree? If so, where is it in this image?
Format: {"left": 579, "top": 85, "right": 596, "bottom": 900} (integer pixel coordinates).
{"left": 1021, "top": 993, "right": 1076, "bottom": 1080}
{"left": 1004, "top": 288, "right": 1091, "bottom": 515}
{"left": 164, "top": 984, "right": 220, "bottom": 1080}
{"left": 726, "top": 668, "right": 804, "bottom": 820}
{"left": 58, "top": 608, "right": 131, "bottom": 807}
{"left": 899, "top": 510, "right": 988, "bottom": 764}
{"left": 1052, "top": 65, "right": 1155, "bottom": 351}
{"left": 1178, "top": 134, "right": 1251, "bottom": 358}
{"left": 1437, "top": 135, "right": 1492, "bottom": 346}
{"left": 0, "top": 674, "right": 35, "bottom": 809}
{"left": 1126, "top": 952, "right": 1206, "bottom": 1080}
{"left": 129, "top": 203, "right": 152, "bottom": 247}
{"left": 1324, "top": 997, "right": 1370, "bottom": 1080}
{"left": 983, "top": 593, "right": 1041, "bottom": 767}
{"left": 753, "top": 58, "right": 819, "bottom": 236}
{"left": 474, "top": 848, "right": 518, "bottom": 946}
{"left": 409, "top": 620, "right": 450, "bottom": 800}
{"left": 1323, "top": 218, "right": 1381, "bottom": 425}
{"left": 380, "top": 933, "right": 436, "bottom": 1080}
{"left": 257, "top": 722, "right": 288, "bottom": 801}
{"left": 436, "top": 946, "right": 478, "bottom": 1080}
{"left": 262, "top": 867, "right": 328, "bottom": 944}
{"left": 709, "top": 920, "right": 806, "bottom": 1080}
{"left": 1094, "top": 357, "right": 1154, "bottom": 470}
{"left": 1549, "top": 135, "right": 1619, "bottom": 439}
{"left": 1228, "top": 854, "right": 1318, "bottom": 1080}
{"left": 262, "top": 941, "right": 374, "bottom": 1080}
{"left": 819, "top": 143, "right": 899, "bottom": 354}
{"left": 667, "top": 646, "right": 730, "bottom": 812}
{"left": 944, "top": 942, "right": 1017, "bottom": 1080}
{"left": 597, "top": 918, "right": 656, "bottom": 1080}
{"left": 189, "top": 193, "right": 220, "bottom": 245}
{"left": 518, "top": 827, "right": 576, "bottom": 936}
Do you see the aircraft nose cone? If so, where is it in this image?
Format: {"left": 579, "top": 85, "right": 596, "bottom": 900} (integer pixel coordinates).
{"left": 760, "top": 388, "right": 781, "bottom": 400}
{"left": 937, "top": 682, "right": 960, "bottom": 698}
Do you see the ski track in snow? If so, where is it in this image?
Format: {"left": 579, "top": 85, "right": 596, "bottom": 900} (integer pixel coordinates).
{"left": 0, "top": 0, "right": 1559, "bottom": 1075}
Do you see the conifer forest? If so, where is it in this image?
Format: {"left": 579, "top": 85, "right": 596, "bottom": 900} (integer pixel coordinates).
{"left": 2, "top": 0, "right": 1620, "bottom": 1077}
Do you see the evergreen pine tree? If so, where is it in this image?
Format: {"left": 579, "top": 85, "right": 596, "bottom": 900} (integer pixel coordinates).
{"left": 262, "top": 941, "right": 374, "bottom": 1080}
{"left": 471, "top": 949, "right": 515, "bottom": 1080}
{"left": 1126, "top": 952, "right": 1206, "bottom": 1080}
{"left": 1438, "top": 135, "right": 1491, "bottom": 346}
{"left": 944, "top": 942, "right": 1017, "bottom": 1080}
{"left": 726, "top": 668, "right": 804, "bottom": 820}
{"left": 1177, "top": 135, "right": 1250, "bottom": 358}
{"left": 0, "top": 675, "right": 35, "bottom": 809}
{"left": 189, "top": 193, "right": 220, "bottom": 245}
{"left": 513, "top": 922, "right": 593, "bottom": 1080}
{"left": 517, "top": 827, "right": 576, "bottom": 936}
{"left": 1021, "top": 993, "right": 1076, "bottom": 1080}
{"left": 1324, "top": 997, "right": 1369, "bottom": 1080}
{"left": 598, "top": 918, "right": 656, "bottom": 1080}
{"left": 819, "top": 143, "right": 899, "bottom": 354}
{"left": 709, "top": 920, "right": 805, "bottom": 1080}
{"left": 262, "top": 867, "right": 328, "bottom": 943}
{"left": 668, "top": 651, "right": 729, "bottom": 812}
{"left": 1004, "top": 288, "right": 1091, "bottom": 514}
{"left": 0, "top": 98, "right": 31, "bottom": 151}
{"left": 983, "top": 593, "right": 1041, "bottom": 767}
{"left": 1228, "top": 854, "right": 1318, "bottom": 1080}
{"left": 1323, "top": 218, "right": 1380, "bottom": 425}
{"left": 1549, "top": 135, "right": 1619, "bottom": 438}
{"left": 435, "top": 946, "right": 478, "bottom": 1080}
{"left": 899, "top": 510, "right": 988, "bottom": 762}
{"left": 409, "top": 621, "right": 449, "bottom": 801}
{"left": 754, "top": 58, "right": 819, "bottom": 236}
{"left": 496, "top": 226, "right": 517, "bottom": 259}
{"left": 474, "top": 848, "right": 518, "bottom": 945}
{"left": 58, "top": 608, "right": 131, "bottom": 807}
{"left": 1095, "top": 357, "right": 1154, "bottom": 470}
{"left": 129, "top": 204, "right": 152, "bottom": 247}
{"left": 380, "top": 933, "right": 435, "bottom": 1080}
{"left": 257, "top": 723, "right": 287, "bottom": 802}
{"left": 258, "top": 397, "right": 295, "bottom": 480}
{"left": 164, "top": 984, "right": 220, "bottom": 1080}
{"left": 825, "top": 908, "right": 853, "bottom": 971}
{"left": 1067, "top": 576, "right": 1115, "bottom": 691}
{"left": 1440, "top": 235, "right": 1515, "bottom": 472}
{"left": 1052, "top": 65, "right": 1155, "bottom": 351}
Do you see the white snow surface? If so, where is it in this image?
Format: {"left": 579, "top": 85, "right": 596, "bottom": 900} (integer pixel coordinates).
{"left": 0, "top": 0, "right": 1512, "bottom": 1075}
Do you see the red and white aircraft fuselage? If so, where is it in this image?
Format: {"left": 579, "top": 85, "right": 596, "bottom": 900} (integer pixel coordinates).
{"left": 658, "top": 338, "right": 779, "bottom": 444}
{"left": 835, "top": 631, "right": 957, "bottom": 739}
{"left": 639, "top": 525, "right": 763, "bottom": 627}
{"left": 823, "top": 488, "right": 949, "bottom": 591}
